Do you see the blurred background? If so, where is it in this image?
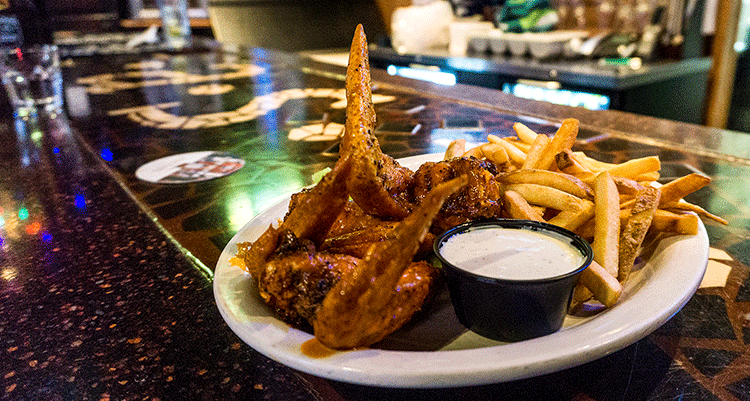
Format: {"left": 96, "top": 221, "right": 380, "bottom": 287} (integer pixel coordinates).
{"left": 1, "top": 0, "right": 749, "bottom": 131}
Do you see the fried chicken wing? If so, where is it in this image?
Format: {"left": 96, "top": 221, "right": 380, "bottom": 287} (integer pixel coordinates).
{"left": 340, "top": 24, "right": 414, "bottom": 220}
{"left": 412, "top": 157, "right": 505, "bottom": 234}
{"left": 238, "top": 156, "right": 351, "bottom": 276}
{"left": 321, "top": 222, "right": 398, "bottom": 258}
{"left": 259, "top": 229, "right": 360, "bottom": 328}
{"left": 313, "top": 176, "right": 467, "bottom": 349}
{"left": 320, "top": 199, "right": 434, "bottom": 259}
{"left": 324, "top": 199, "right": 393, "bottom": 238}
{"left": 237, "top": 25, "right": 500, "bottom": 351}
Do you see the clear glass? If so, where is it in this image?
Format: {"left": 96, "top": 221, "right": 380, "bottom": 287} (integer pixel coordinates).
{"left": 1, "top": 45, "right": 63, "bottom": 113}
{"left": 157, "top": 0, "right": 192, "bottom": 49}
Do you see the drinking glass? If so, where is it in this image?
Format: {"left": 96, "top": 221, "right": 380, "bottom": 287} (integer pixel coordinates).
{"left": 157, "top": 0, "right": 192, "bottom": 49}
{"left": 1, "top": 45, "right": 63, "bottom": 113}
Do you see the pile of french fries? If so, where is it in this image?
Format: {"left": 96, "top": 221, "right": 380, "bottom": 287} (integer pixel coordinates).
{"left": 444, "top": 118, "right": 726, "bottom": 309}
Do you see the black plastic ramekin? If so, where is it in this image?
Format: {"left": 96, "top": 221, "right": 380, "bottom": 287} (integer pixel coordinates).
{"left": 434, "top": 219, "right": 593, "bottom": 342}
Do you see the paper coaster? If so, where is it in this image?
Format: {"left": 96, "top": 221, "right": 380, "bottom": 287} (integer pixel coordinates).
{"left": 135, "top": 151, "right": 244, "bottom": 184}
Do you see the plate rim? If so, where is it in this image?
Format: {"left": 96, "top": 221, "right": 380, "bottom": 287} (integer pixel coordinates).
{"left": 213, "top": 153, "right": 709, "bottom": 388}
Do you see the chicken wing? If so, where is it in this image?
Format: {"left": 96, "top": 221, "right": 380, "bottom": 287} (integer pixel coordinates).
{"left": 340, "top": 24, "right": 414, "bottom": 220}
{"left": 412, "top": 157, "right": 505, "bottom": 234}
{"left": 313, "top": 176, "right": 468, "bottom": 349}
{"left": 237, "top": 155, "right": 351, "bottom": 276}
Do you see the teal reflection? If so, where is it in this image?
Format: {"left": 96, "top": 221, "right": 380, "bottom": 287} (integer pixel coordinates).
{"left": 14, "top": 109, "right": 43, "bottom": 167}
{"left": 711, "top": 163, "right": 750, "bottom": 216}
{"left": 223, "top": 163, "right": 306, "bottom": 233}
{"left": 226, "top": 189, "right": 254, "bottom": 233}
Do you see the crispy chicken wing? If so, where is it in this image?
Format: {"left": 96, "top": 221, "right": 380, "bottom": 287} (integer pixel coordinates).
{"left": 238, "top": 156, "right": 352, "bottom": 276}
{"left": 237, "top": 25, "right": 499, "bottom": 350}
{"left": 258, "top": 229, "right": 360, "bottom": 328}
{"left": 412, "top": 157, "right": 505, "bottom": 234}
{"left": 313, "top": 176, "right": 467, "bottom": 349}
{"left": 340, "top": 24, "right": 414, "bottom": 220}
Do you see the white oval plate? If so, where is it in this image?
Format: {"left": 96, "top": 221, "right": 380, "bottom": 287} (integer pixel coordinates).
{"left": 213, "top": 153, "right": 708, "bottom": 388}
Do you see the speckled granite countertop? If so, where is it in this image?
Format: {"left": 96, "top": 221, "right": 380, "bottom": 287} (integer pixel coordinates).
{"left": 0, "top": 109, "right": 321, "bottom": 400}
{"left": 2, "top": 45, "right": 750, "bottom": 400}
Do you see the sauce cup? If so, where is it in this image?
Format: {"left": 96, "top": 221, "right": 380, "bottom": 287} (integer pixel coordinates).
{"left": 434, "top": 219, "right": 593, "bottom": 342}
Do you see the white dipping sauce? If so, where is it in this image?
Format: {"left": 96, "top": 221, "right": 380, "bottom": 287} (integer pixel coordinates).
{"left": 439, "top": 227, "right": 585, "bottom": 280}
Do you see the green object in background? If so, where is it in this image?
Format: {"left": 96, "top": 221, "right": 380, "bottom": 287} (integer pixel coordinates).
{"left": 496, "top": 0, "right": 559, "bottom": 33}
{"left": 498, "top": 0, "right": 550, "bottom": 19}
{"left": 500, "top": 8, "right": 559, "bottom": 32}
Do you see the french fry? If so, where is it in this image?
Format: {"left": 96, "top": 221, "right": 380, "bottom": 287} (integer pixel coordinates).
{"left": 634, "top": 171, "right": 660, "bottom": 182}
{"left": 570, "top": 283, "right": 593, "bottom": 310}
{"left": 586, "top": 207, "right": 700, "bottom": 237}
{"left": 513, "top": 121, "right": 539, "bottom": 144}
{"left": 522, "top": 133, "right": 551, "bottom": 170}
{"left": 444, "top": 139, "right": 466, "bottom": 160}
{"left": 487, "top": 135, "right": 527, "bottom": 165}
{"left": 531, "top": 205, "right": 547, "bottom": 216}
{"left": 573, "top": 152, "right": 616, "bottom": 172}
{"left": 662, "top": 200, "right": 729, "bottom": 225}
{"left": 592, "top": 171, "right": 620, "bottom": 277}
{"left": 487, "top": 134, "right": 504, "bottom": 144}
{"left": 658, "top": 173, "right": 711, "bottom": 206}
{"left": 578, "top": 260, "right": 622, "bottom": 307}
{"left": 547, "top": 200, "right": 595, "bottom": 232}
{"left": 618, "top": 186, "right": 660, "bottom": 281}
{"left": 461, "top": 143, "right": 511, "bottom": 165}
{"left": 573, "top": 217, "right": 595, "bottom": 241}
{"left": 619, "top": 194, "right": 636, "bottom": 206}
{"left": 503, "top": 190, "right": 545, "bottom": 221}
{"left": 481, "top": 143, "right": 510, "bottom": 165}
{"left": 499, "top": 169, "right": 594, "bottom": 200}
{"left": 619, "top": 196, "right": 636, "bottom": 211}
{"left": 505, "top": 183, "right": 585, "bottom": 212}
{"left": 612, "top": 176, "right": 645, "bottom": 197}
{"left": 462, "top": 146, "right": 483, "bottom": 159}
{"left": 574, "top": 172, "right": 598, "bottom": 186}
{"left": 605, "top": 156, "right": 661, "bottom": 180}
{"left": 533, "top": 118, "right": 579, "bottom": 170}
{"left": 650, "top": 209, "right": 700, "bottom": 235}
{"left": 504, "top": 137, "right": 532, "bottom": 153}
{"left": 556, "top": 149, "right": 592, "bottom": 176}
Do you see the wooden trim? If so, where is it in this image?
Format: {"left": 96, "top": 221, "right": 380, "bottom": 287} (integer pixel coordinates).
{"left": 374, "top": 0, "right": 412, "bottom": 35}
{"left": 704, "top": 0, "right": 742, "bottom": 128}
{"left": 120, "top": 18, "right": 212, "bottom": 29}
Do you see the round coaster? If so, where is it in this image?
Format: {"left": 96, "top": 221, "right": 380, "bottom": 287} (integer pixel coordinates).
{"left": 135, "top": 151, "right": 245, "bottom": 184}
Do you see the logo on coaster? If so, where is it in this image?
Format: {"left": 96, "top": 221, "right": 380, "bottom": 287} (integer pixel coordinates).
{"left": 135, "top": 151, "right": 245, "bottom": 184}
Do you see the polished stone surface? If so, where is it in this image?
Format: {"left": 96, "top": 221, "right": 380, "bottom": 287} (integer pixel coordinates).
{"left": 2, "top": 43, "right": 749, "bottom": 400}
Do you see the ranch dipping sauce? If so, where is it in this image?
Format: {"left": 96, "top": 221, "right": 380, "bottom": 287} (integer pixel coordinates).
{"left": 439, "top": 226, "right": 586, "bottom": 280}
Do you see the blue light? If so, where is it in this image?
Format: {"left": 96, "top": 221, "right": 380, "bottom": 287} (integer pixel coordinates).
{"left": 52, "top": 147, "right": 60, "bottom": 154}
{"left": 41, "top": 232, "right": 53, "bottom": 242}
{"left": 100, "top": 148, "right": 114, "bottom": 162}
{"left": 0, "top": 237, "right": 4, "bottom": 247}
{"left": 75, "top": 195, "right": 86, "bottom": 209}
{"left": 386, "top": 65, "right": 456, "bottom": 86}
{"left": 502, "top": 83, "right": 611, "bottom": 110}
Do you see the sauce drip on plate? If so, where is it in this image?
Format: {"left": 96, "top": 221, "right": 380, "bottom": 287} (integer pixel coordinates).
{"left": 301, "top": 338, "right": 337, "bottom": 359}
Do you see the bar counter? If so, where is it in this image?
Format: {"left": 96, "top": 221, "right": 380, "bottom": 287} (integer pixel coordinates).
{"left": 2, "top": 43, "right": 750, "bottom": 400}
{"left": 366, "top": 46, "right": 713, "bottom": 124}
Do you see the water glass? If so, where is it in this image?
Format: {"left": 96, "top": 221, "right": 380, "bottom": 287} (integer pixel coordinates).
{"left": 1, "top": 45, "right": 63, "bottom": 113}
{"left": 157, "top": 0, "right": 192, "bottom": 49}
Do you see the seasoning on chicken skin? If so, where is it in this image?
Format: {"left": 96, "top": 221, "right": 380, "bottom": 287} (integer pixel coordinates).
{"left": 411, "top": 157, "right": 505, "bottom": 234}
